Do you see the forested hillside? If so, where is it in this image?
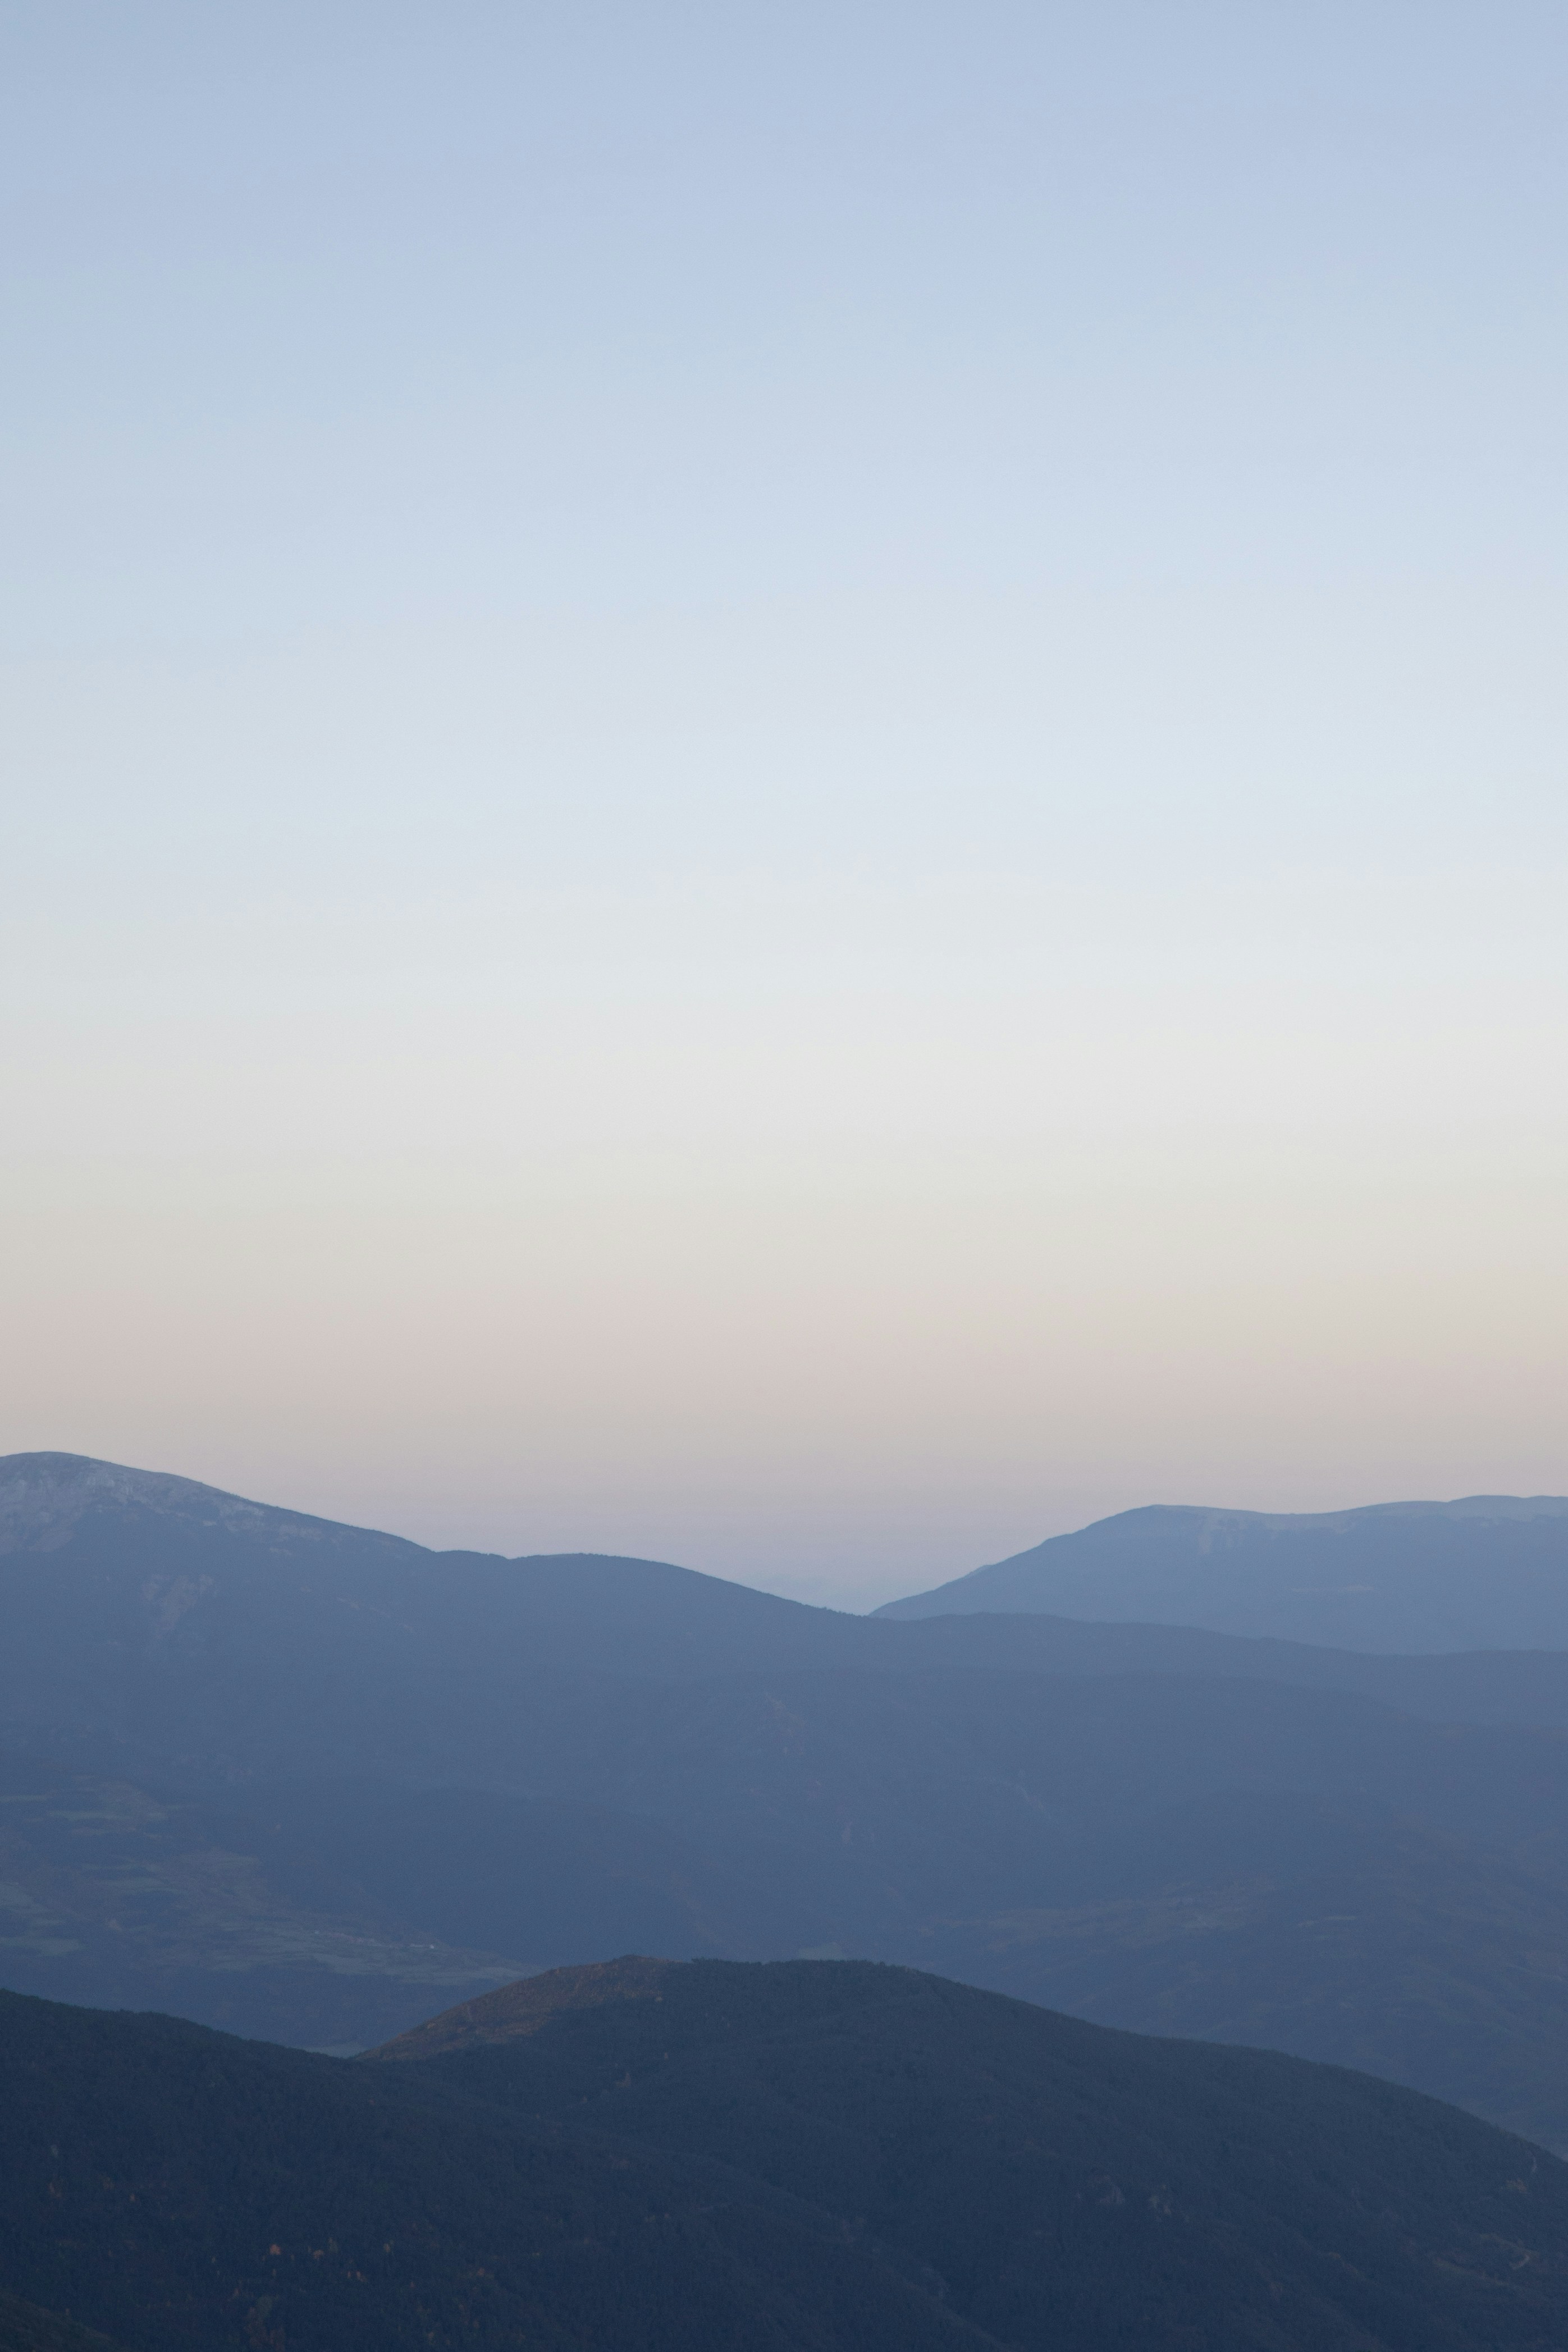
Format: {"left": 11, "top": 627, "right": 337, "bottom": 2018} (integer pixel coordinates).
{"left": 6, "top": 1961, "right": 1568, "bottom": 2351}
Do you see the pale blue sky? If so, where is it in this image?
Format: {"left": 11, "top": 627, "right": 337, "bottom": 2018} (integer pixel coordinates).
{"left": 4, "top": 4, "right": 1566, "bottom": 1603}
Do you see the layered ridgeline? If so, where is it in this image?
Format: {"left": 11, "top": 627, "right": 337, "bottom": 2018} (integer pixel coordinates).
{"left": 11, "top": 1453, "right": 1568, "bottom": 2148}
{"left": 10, "top": 1454, "right": 1568, "bottom": 1764}
{"left": 6, "top": 1958, "right": 1568, "bottom": 2351}
{"left": 875, "top": 1496, "right": 1568, "bottom": 1648}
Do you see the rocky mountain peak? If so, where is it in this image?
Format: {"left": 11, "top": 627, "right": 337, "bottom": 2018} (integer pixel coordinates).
{"left": 0, "top": 1452, "right": 308, "bottom": 1558}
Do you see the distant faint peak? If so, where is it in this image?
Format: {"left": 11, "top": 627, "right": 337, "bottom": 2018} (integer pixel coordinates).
{"left": 0, "top": 1450, "right": 398, "bottom": 1559}
{"left": 997, "top": 1491, "right": 1568, "bottom": 1560}
{"left": 368, "top": 1956, "right": 678, "bottom": 2061}
{"left": 1064, "top": 1497, "right": 1568, "bottom": 1542}
{"left": 873, "top": 1491, "right": 1568, "bottom": 1631}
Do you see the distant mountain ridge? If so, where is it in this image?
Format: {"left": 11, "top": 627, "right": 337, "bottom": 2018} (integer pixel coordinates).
{"left": 16, "top": 1449, "right": 1568, "bottom": 2138}
{"left": 876, "top": 1495, "right": 1568, "bottom": 1650}
{"left": 16, "top": 1452, "right": 1568, "bottom": 1663}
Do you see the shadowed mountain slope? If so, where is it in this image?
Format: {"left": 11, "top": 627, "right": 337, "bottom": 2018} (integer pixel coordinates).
{"left": 375, "top": 1955, "right": 1568, "bottom": 2348}
{"left": 8, "top": 1961, "right": 1568, "bottom": 2350}
{"left": 876, "top": 1495, "right": 1568, "bottom": 1649}
{"left": 0, "top": 2292, "right": 125, "bottom": 2352}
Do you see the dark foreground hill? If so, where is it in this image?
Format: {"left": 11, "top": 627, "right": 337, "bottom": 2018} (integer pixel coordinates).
{"left": 6, "top": 1960, "right": 1568, "bottom": 2352}
{"left": 878, "top": 1495, "right": 1568, "bottom": 1649}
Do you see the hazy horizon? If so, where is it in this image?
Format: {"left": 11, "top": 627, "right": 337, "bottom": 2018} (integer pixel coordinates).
{"left": 5, "top": 4, "right": 1566, "bottom": 1609}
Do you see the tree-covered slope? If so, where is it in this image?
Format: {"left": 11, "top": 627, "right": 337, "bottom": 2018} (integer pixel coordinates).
{"left": 0, "top": 1980, "right": 986, "bottom": 2352}
{"left": 7, "top": 1961, "right": 1568, "bottom": 2351}
{"left": 0, "top": 2292, "right": 125, "bottom": 2352}
{"left": 374, "top": 1957, "right": 1568, "bottom": 2351}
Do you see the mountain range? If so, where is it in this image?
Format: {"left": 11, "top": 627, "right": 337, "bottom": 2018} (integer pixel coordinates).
{"left": 10, "top": 1451, "right": 1568, "bottom": 2154}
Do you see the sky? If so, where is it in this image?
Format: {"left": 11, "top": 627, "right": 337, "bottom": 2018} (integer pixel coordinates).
{"left": 3, "top": 2, "right": 1566, "bottom": 1607}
